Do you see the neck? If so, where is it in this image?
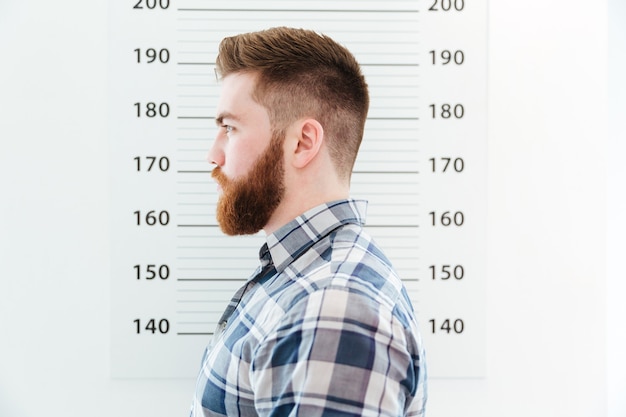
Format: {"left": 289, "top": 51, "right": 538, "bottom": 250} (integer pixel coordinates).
{"left": 263, "top": 173, "right": 349, "bottom": 235}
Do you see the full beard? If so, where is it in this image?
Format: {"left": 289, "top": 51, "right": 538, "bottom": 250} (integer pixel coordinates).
{"left": 211, "top": 134, "right": 285, "bottom": 236}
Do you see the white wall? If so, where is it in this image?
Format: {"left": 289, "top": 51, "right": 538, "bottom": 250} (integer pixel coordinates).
{"left": 607, "top": 0, "right": 626, "bottom": 416}
{"left": 0, "top": 1, "right": 618, "bottom": 416}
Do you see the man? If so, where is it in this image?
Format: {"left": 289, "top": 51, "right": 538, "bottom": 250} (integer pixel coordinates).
{"left": 191, "top": 27, "right": 427, "bottom": 417}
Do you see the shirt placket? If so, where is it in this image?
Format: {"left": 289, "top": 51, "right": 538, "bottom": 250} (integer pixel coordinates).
{"left": 208, "top": 245, "right": 275, "bottom": 349}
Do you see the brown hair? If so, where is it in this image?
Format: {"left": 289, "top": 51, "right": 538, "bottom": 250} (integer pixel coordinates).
{"left": 215, "top": 27, "right": 369, "bottom": 180}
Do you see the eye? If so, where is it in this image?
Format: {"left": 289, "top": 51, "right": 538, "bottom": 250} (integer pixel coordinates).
{"left": 223, "top": 125, "right": 234, "bottom": 135}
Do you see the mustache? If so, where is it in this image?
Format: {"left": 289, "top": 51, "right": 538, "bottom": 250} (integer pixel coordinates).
{"left": 211, "top": 166, "right": 229, "bottom": 187}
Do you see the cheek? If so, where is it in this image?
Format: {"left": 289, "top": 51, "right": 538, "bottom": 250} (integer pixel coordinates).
{"left": 224, "top": 142, "right": 263, "bottom": 179}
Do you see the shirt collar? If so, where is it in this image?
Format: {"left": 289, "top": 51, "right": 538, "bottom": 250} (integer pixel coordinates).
{"left": 261, "top": 199, "right": 367, "bottom": 273}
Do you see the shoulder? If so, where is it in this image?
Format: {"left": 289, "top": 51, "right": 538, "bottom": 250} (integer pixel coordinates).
{"left": 285, "top": 223, "right": 413, "bottom": 317}
{"left": 265, "top": 223, "right": 420, "bottom": 348}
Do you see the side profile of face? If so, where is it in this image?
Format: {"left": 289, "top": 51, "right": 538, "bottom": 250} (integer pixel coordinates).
{"left": 209, "top": 72, "right": 285, "bottom": 235}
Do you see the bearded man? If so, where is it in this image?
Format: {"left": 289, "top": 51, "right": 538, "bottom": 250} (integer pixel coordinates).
{"left": 190, "top": 27, "right": 427, "bottom": 417}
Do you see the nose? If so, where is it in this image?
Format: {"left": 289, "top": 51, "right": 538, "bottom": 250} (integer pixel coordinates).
{"left": 207, "top": 134, "right": 225, "bottom": 167}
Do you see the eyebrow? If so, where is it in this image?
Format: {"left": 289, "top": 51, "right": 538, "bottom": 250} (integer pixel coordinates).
{"left": 215, "top": 112, "right": 241, "bottom": 126}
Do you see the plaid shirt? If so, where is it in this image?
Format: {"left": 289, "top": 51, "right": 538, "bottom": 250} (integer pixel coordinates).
{"left": 190, "top": 199, "right": 427, "bottom": 416}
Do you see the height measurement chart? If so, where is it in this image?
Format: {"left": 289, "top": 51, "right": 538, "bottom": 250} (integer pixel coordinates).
{"left": 109, "top": 0, "right": 487, "bottom": 379}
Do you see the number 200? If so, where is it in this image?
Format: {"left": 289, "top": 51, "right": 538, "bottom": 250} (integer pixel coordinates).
{"left": 429, "top": 0, "right": 465, "bottom": 11}
{"left": 134, "top": 0, "right": 169, "bottom": 9}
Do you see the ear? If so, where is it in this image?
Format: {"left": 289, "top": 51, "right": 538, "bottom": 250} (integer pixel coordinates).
{"left": 290, "top": 119, "right": 324, "bottom": 169}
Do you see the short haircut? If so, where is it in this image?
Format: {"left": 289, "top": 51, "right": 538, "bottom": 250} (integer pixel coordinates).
{"left": 215, "top": 27, "right": 370, "bottom": 180}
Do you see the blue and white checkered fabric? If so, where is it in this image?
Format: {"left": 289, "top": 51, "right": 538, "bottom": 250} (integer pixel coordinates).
{"left": 191, "top": 199, "right": 427, "bottom": 416}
